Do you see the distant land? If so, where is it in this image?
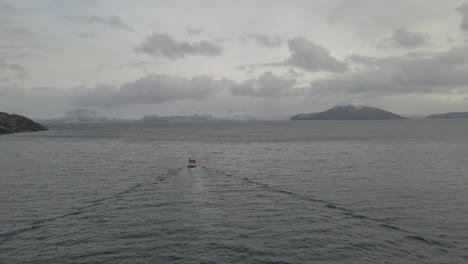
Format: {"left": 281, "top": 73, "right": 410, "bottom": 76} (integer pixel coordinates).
{"left": 39, "top": 109, "right": 256, "bottom": 124}
{"left": 138, "top": 114, "right": 256, "bottom": 123}
{"left": 38, "top": 109, "right": 132, "bottom": 124}
{"left": 27, "top": 107, "right": 468, "bottom": 123}
{"left": 290, "top": 105, "right": 407, "bottom": 120}
{"left": 425, "top": 112, "right": 468, "bottom": 119}
{"left": 0, "top": 112, "right": 48, "bottom": 135}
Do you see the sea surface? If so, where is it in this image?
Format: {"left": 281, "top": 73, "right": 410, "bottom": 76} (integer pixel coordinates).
{"left": 1, "top": 120, "right": 467, "bottom": 264}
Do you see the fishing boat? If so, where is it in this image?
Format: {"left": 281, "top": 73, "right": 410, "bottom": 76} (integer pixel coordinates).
{"left": 188, "top": 159, "right": 197, "bottom": 168}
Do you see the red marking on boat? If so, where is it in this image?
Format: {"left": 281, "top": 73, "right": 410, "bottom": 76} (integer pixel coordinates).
{"left": 188, "top": 165, "right": 197, "bottom": 168}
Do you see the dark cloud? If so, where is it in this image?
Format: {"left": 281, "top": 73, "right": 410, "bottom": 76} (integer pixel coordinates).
{"left": 248, "top": 34, "right": 282, "bottom": 47}
{"left": 379, "top": 28, "right": 430, "bottom": 48}
{"left": 456, "top": 2, "right": 468, "bottom": 33}
{"left": 185, "top": 27, "right": 204, "bottom": 35}
{"left": 72, "top": 74, "right": 232, "bottom": 107}
{"left": 313, "top": 45, "right": 468, "bottom": 96}
{"left": 72, "top": 72, "right": 299, "bottom": 108}
{"left": 230, "top": 72, "right": 297, "bottom": 97}
{"left": 63, "top": 15, "right": 133, "bottom": 31}
{"left": 286, "top": 36, "right": 347, "bottom": 72}
{"left": 237, "top": 37, "right": 346, "bottom": 73}
{"left": 135, "top": 33, "right": 222, "bottom": 59}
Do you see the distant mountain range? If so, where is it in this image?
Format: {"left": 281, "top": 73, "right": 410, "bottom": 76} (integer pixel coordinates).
{"left": 39, "top": 109, "right": 256, "bottom": 123}
{"left": 290, "top": 105, "right": 407, "bottom": 120}
{"left": 0, "top": 112, "right": 48, "bottom": 135}
{"left": 38, "top": 109, "right": 132, "bottom": 124}
{"left": 425, "top": 112, "right": 468, "bottom": 119}
{"left": 30, "top": 107, "right": 468, "bottom": 124}
{"left": 138, "top": 114, "right": 219, "bottom": 123}
{"left": 138, "top": 113, "right": 256, "bottom": 123}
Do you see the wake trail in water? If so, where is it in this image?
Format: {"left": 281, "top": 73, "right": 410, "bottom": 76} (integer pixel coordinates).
{"left": 204, "top": 167, "right": 458, "bottom": 251}
{"left": 0, "top": 168, "right": 180, "bottom": 245}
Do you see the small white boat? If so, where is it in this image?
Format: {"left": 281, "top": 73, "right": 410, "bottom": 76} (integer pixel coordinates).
{"left": 188, "top": 159, "right": 197, "bottom": 168}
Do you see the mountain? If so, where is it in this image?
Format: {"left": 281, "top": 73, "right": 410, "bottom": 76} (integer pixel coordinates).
{"left": 0, "top": 112, "right": 48, "bottom": 135}
{"left": 137, "top": 114, "right": 256, "bottom": 123}
{"left": 63, "top": 109, "right": 109, "bottom": 123}
{"left": 290, "top": 105, "right": 406, "bottom": 120}
{"left": 39, "top": 109, "right": 131, "bottom": 123}
{"left": 425, "top": 112, "right": 468, "bottom": 119}
{"left": 138, "top": 114, "right": 220, "bottom": 123}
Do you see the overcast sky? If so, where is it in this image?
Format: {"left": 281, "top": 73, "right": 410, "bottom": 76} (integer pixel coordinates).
{"left": 1, "top": 0, "right": 468, "bottom": 119}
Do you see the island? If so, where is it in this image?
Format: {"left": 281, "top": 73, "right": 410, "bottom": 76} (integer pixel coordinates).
{"left": 425, "top": 112, "right": 468, "bottom": 119}
{"left": 0, "top": 112, "right": 48, "bottom": 135}
{"left": 290, "top": 105, "right": 407, "bottom": 120}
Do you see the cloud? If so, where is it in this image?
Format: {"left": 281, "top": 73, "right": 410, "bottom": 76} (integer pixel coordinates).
{"left": 328, "top": 0, "right": 459, "bottom": 36}
{"left": 72, "top": 72, "right": 300, "bottom": 108}
{"left": 312, "top": 45, "right": 468, "bottom": 96}
{"left": 185, "top": 27, "right": 204, "bottom": 35}
{"left": 72, "top": 74, "right": 232, "bottom": 107}
{"left": 63, "top": 15, "right": 133, "bottom": 31}
{"left": 0, "top": 60, "right": 24, "bottom": 71}
{"left": 96, "top": 64, "right": 104, "bottom": 72}
{"left": 0, "top": 2, "right": 36, "bottom": 54}
{"left": 0, "top": 26, "right": 35, "bottom": 43}
{"left": 379, "top": 28, "right": 430, "bottom": 48}
{"left": 456, "top": 2, "right": 468, "bottom": 33}
{"left": 248, "top": 34, "right": 282, "bottom": 47}
{"left": 0, "top": 59, "right": 28, "bottom": 80}
{"left": 237, "top": 37, "right": 346, "bottom": 73}
{"left": 230, "top": 72, "right": 298, "bottom": 97}
{"left": 347, "top": 54, "right": 377, "bottom": 64}
{"left": 328, "top": 0, "right": 404, "bottom": 35}
{"left": 286, "top": 36, "right": 347, "bottom": 72}
{"left": 0, "top": 85, "right": 72, "bottom": 117}
{"left": 135, "top": 33, "right": 222, "bottom": 59}
{"left": 76, "top": 32, "right": 97, "bottom": 39}
{"left": 0, "top": 1, "right": 16, "bottom": 13}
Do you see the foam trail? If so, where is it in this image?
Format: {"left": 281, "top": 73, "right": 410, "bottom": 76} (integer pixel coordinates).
{"left": 0, "top": 168, "right": 178, "bottom": 245}
{"left": 203, "top": 167, "right": 457, "bottom": 251}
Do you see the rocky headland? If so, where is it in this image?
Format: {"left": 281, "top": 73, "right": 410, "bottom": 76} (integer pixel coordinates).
{"left": 0, "top": 112, "right": 48, "bottom": 135}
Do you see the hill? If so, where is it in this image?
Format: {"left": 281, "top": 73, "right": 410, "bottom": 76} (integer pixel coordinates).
{"left": 0, "top": 112, "right": 48, "bottom": 135}
{"left": 39, "top": 109, "right": 131, "bottom": 123}
{"left": 290, "top": 105, "right": 406, "bottom": 120}
{"left": 425, "top": 112, "right": 468, "bottom": 119}
{"left": 136, "top": 114, "right": 255, "bottom": 123}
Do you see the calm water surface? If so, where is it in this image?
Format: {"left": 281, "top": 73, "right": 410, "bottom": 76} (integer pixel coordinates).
{"left": 1, "top": 120, "right": 467, "bottom": 263}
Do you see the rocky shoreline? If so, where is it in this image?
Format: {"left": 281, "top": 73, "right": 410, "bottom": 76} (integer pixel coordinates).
{"left": 0, "top": 112, "right": 48, "bottom": 135}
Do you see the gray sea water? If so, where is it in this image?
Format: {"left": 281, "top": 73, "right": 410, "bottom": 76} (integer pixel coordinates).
{"left": 1, "top": 120, "right": 467, "bottom": 263}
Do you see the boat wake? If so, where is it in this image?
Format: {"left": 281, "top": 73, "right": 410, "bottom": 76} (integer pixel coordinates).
{"left": 0, "top": 168, "right": 180, "bottom": 245}
{"left": 203, "top": 167, "right": 457, "bottom": 251}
